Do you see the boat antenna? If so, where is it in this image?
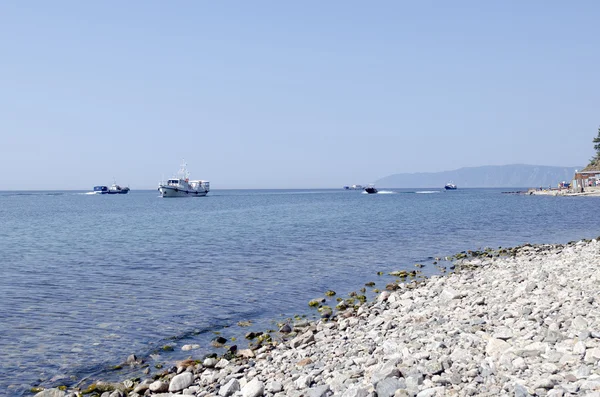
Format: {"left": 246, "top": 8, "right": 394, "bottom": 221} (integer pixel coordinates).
{"left": 179, "top": 159, "right": 190, "bottom": 180}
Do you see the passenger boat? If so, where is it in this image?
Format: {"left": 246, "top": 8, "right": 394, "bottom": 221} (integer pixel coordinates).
{"left": 343, "top": 184, "right": 364, "bottom": 190}
{"left": 444, "top": 183, "right": 457, "bottom": 190}
{"left": 94, "top": 186, "right": 108, "bottom": 194}
{"left": 158, "top": 161, "right": 210, "bottom": 198}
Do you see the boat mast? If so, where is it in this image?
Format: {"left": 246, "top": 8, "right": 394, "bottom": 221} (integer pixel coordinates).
{"left": 179, "top": 159, "right": 190, "bottom": 180}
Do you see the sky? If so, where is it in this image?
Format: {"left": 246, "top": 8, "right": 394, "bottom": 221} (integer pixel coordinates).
{"left": 1, "top": 1, "right": 599, "bottom": 189}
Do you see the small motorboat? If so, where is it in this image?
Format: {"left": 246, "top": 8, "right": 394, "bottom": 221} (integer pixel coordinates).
{"left": 444, "top": 183, "right": 457, "bottom": 190}
{"left": 364, "top": 185, "right": 378, "bottom": 194}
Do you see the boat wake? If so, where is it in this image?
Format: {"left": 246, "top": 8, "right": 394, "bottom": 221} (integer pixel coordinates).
{"left": 1, "top": 192, "right": 66, "bottom": 197}
{"left": 416, "top": 191, "right": 441, "bottom": 194}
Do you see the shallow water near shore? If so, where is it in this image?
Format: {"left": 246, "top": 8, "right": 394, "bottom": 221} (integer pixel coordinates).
{"left": 1, "top": 188, "right": 599, "bottom": 395}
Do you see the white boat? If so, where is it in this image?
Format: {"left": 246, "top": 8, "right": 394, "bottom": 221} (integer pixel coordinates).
{"left": 158, "top": 161, "right": 210, "bottom": 198}
{"left": 343, "top": 184, "right": 364, "bottom": 190}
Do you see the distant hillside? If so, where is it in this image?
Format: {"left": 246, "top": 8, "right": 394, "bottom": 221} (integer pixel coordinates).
{"left": 376, "top": 164, "right": 581, "bottom": 188}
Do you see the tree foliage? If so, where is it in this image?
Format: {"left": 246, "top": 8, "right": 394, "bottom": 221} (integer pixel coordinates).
{"left": 594, "top": 126, "right": 600, "bottom": 152}
{"left": 592, "top": 126, "right": 600, "bottom": 165}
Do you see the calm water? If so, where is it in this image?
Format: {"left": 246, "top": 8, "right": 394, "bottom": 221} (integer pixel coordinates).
{"left": 1, "top": 188, "right": 599, "bottom": 395}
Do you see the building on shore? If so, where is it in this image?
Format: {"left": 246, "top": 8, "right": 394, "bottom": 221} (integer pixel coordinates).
{"left": 572, "top": 165, "right": 600, "bottom": 192}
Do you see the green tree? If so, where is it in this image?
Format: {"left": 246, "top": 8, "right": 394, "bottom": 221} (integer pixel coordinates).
{"left": 593, "top": 126, "right": 600, "bottom": 164}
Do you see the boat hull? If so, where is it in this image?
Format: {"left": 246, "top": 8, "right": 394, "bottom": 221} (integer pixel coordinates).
{"left": 364, "top": 187, "right": 378, "bottom": 194}
{"left": 159, "top": 186, "right": 208, "bottom": 197}
{"left": 445, "top": 186, "right": 457, "bottom": 190}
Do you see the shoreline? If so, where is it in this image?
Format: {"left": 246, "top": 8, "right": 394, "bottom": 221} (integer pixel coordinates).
{"left": 527, "top": 186, "right": 600, "bottom": 197}
{"left": 31, "top": 238, "right": 600, "bottom": 397}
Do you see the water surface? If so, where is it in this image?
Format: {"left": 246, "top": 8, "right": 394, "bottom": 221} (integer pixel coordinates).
{"left": 1, "top": 188, "right": 598, "bottom": 395}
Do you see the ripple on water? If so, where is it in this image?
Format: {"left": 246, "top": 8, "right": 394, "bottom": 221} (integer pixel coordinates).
{"left": 1, "top": 189, "right": 600, "bottom": 395}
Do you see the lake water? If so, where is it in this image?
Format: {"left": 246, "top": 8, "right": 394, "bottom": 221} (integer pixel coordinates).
{"left": 1, "top": 188, "right": 598, "bottom": 395}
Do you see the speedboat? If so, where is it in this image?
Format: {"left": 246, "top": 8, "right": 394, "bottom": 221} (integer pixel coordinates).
{"left": 444, "top": 183, "right": 457, "bottom": 190}
{"left": 158, "top": 160, "right": 210, "bottom": 198}
{"left": 364, "top": 185, "right": 378, "bottom": 194}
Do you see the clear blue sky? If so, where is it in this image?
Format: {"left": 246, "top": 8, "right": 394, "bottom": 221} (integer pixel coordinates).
{"left": 2, "top": 1, "right": 599, "bottom": 189}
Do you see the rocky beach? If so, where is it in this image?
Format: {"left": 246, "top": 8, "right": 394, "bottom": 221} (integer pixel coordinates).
{"left": 33, "top": 239, "right": 600, "bottom": 397}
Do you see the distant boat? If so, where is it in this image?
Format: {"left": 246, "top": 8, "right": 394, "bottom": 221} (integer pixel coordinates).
{"left": 158, "top": 160, "right": 210, "bottom": 198}
{"left": 364, "top": 185, "right": 378, "bottom": 194}
{"left": 93, "top": 183, "right": 130, "bottom": 194}
{"left": 344, "top": 184, "right": 363, "bottom": 190}
{"left": 444, "top": 183, "right": 457, "bottom": 190}
{"left": 108, "top": 183, "right": 130, "bottom": 194}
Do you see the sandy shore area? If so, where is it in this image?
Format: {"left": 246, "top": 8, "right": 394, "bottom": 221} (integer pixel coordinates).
{"left": 528, "top": 186, "right": 600, "bottom": 197}
{"left": 34, "top": 239, "right": 600, "bottom": 397}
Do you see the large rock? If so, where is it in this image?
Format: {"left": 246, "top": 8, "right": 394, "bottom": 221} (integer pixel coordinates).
{"left": 266, "top": 381, "right": 283, "bottom": 393}
{"left": 169, "top": 371, "right": 194, "bottom": 392}
{"left": 294, "top": 375, "right": 313, "bottom": 389}
{"left": 149, "top": 381, "right": 169, "bottom": 393}
{"left": 515, "top": 342, "right": 548, "bottom": 357}
{"left": 306, "top": 384, "right": 331, "bottom": 397}
{"left": 571, "top": 316, "right": 589, "bottom": 331}
{"left": 340, "top": 385, "right": 370, "bottom": 397}
{"left": 219, "top": 378, "right": 241, "bottom": 397}
{"left": 416, "top": 387, "right": 446, "bottom": 397}
{"left": 238, "top": 349, "right": 255, "bottom": 358}
{"left": 370, "top": 360, "right": 401, "bottom": 386}
{"left": 376, "top": 378, "right": 406, "bottom": 397}
{"left": 486, "top": 338, "right": 511, "bottom": 357}
{"left": 242, "top": 378, "right": 264, "bottom": 397}
{"left": 290, "top": 331, "right": 315, "bottom": 348}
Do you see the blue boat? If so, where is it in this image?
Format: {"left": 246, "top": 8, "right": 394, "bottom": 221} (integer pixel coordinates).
{"left": 93, "top": 186, "right": 109, "bottom": 194}
{"left": 445, "top": 183, "right": 457, "bottom": 190}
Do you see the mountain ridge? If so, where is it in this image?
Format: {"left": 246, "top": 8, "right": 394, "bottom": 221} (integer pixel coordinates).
{"left": 375, "top": 164, "right": 581, "bottom": 188}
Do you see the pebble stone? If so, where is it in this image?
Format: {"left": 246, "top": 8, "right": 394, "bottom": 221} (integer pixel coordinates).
{"left": 41, "top": 239, "right": 600, "bottom": 397}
